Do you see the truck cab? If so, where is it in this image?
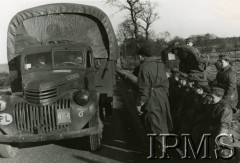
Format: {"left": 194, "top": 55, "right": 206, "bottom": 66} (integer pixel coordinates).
{"left": 21, "top": 43, "right": 95, "bottom": 105}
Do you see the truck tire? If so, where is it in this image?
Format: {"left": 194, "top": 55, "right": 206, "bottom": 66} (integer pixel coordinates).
{"left": 89, "top": 110, "right": 102, "bottom": 151}
{"left": 0, "top": 143, "right": 18, "bottom": 158}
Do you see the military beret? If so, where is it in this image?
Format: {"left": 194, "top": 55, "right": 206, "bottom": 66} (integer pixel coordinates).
{"left": 137, "top": 43, "right": 157, "bottom": 57}
{"left": 219, "top": 54, "right": 230, "bottom": 61}
{"left": 209, "top": 87, "right": 225, "bottom": 97}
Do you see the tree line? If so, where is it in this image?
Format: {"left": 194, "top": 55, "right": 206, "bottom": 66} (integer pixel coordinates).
{"left": 106, "top": 0, "right": 240, "bottom": 65}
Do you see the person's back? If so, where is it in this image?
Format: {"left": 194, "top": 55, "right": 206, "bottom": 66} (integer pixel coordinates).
{"left": 136, "top": 43, "right": 174, "bottom": 153}
{"left": 176, "top": 43, "right": 206, "bottom": 74}
{"left": 138, "top": 58, "right": 169, "bottom": 94}
{"left": 175, "top": 38, "right": 209, "bottom": 91}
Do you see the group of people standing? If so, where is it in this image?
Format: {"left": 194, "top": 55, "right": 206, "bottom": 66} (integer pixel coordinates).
{"left": 135, "top": 38, "right": 239, "bottom": 156}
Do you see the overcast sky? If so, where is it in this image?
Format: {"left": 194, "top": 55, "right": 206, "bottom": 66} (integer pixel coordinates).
{"left": 0, "top": 0, "right": 240, "bottom": 63}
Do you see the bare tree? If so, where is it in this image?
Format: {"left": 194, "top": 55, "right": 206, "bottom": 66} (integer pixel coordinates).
{"left": 139, "top": 1, "right": 159, "bottom": 40}
{"left": 106, "top": 0, "right": 160, "bottom": 62}
{"left": 106, "top": 0, "right": 142, "bottom": 40}
{"left": 116, "top": 19, "right": 135, "bottom": 59}
{"left": 116, "top": 19, "right": 135, "bottom": 44}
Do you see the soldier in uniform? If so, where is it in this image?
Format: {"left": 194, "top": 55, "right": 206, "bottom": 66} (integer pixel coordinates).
{"left": 207, "top": 87, "right": 233, "bottom": 135}
{"left": 136, "top": 43, "right": 173, "bottom": 149}
{"left": 215, "top": 55, "right": 238, "bottom": 108}
{"left": 173, "top": 38, "right": 210, "bottom": 92}
{"left": 206, "top": 87, "right": 240, "bottom": 159}
{"left": 192, "top": 87, "right": 233, "bottom": 152}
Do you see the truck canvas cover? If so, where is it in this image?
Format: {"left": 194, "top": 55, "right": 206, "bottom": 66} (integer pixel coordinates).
{"left": 7, "top": 3, "right": 119, "bottom": 62}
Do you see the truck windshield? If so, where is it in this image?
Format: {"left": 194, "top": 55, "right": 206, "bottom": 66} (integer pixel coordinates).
{"left": 24, "top": 52, "right": 52, "bottom": 70}
{"left": 53, "top": 50, "right": 84, "bottom": 68}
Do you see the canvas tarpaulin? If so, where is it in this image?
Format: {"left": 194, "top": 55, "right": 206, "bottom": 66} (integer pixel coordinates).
{"left": 7, "top": 3, "right": 119, "bottom": 62}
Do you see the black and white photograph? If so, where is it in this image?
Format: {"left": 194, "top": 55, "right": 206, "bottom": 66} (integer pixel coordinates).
{"left": 0, "top": 0, "right": 240, "bottom": 162}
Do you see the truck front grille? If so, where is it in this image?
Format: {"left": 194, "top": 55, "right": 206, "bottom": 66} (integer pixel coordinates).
{"left": 24, "top": 88, "right": 57, "bottom": 102}
{"left": 13, "top": 98, "right": 71, "bottom": 134}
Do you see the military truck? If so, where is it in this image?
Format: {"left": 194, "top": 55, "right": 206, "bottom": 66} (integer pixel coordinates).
{"left": 0, "top": 3, "right": 119, "bottom": 158}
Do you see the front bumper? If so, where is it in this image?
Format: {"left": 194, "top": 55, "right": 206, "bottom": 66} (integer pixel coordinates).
{"left": 0, "top": 122, "right": 103, "bottom": 143}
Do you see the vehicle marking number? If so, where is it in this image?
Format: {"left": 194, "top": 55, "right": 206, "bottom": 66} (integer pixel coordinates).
{"left": 57, "top": 109, "right": 71, "bottom": 124}
{"left": 66, "top": 73, "right": 80, "bottom": 80}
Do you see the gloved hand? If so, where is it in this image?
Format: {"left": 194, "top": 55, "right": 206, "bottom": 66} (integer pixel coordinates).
{"left": 202, "top": 94, "right": 213, "bottom": 104}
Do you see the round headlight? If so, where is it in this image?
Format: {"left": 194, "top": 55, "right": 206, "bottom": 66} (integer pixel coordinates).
{"left": 74, "top": 92, "right": 89, "bottom": 106}
{"left": 0, "top": 100, "right": 7, "bottom": 111}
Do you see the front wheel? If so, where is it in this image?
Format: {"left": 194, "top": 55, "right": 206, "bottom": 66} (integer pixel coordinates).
{"left": 0, "top": 144, "right": 18, "bottom": 158}
{"left": 89, "top": 111, "right": 102, "bottom": 151}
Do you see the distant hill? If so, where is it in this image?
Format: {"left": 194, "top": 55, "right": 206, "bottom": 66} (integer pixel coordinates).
{"left": 0, "top": 64, "right": 9, "bottom": 73}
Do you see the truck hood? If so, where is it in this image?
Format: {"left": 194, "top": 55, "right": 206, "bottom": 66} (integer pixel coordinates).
{"left": 22, "top": 69, "right": 85, "bottom": 91}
